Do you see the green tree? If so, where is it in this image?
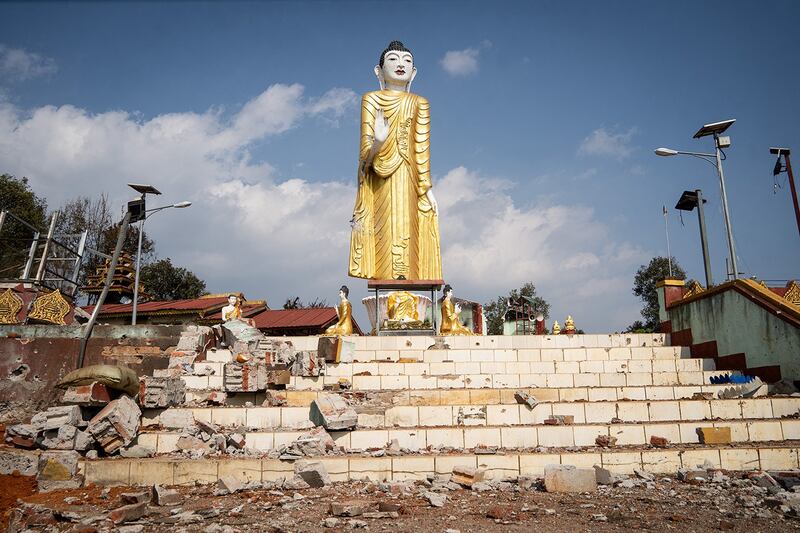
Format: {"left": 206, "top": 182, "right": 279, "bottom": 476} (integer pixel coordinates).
{"left": 139, "top": 258, "right": 206, "bottom": 300}
{"left": 483, "top": 282, "right": 550, "bottom": 335}
{"left": 0, "top": 174, "right": 48, "bottom": 277}
{"left": 630, "top": 256, "right": 687, "bottom": 331}
{"left": 283, "top": 296, "right": 327, "bottom": 309}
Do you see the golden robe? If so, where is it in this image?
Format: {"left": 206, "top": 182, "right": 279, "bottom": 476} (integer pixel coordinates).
{"left": 349, "top": 90, "right": 442, "bottom": 280}
{"left": 386, "top": 291, "right": 419, "bottom": 321}
{"left": 440, "top": 299, "right": 472, "bottom": 335}
{"left": 324, "top": 300, "right": 353, "bottom": 336}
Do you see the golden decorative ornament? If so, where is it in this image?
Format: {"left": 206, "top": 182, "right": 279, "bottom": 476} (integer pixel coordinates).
{"left": 28, "top": 289, "right": 71, "bottom": 325}
{"left": 784, "top": 281, "right": 800, "bottom": 307}
{"left": 564, "top": 315, "right": 575, "bottom": 331}
{"left": 683, "top": 281, "right": 705, "bottom": 298}
{"left": 552, "top": 321, "right": 561, "bottom": 335}
{"left": 0, "top": 289, "right": 23, "bottom": 324}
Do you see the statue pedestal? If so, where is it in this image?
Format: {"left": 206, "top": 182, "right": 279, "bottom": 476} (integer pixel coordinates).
{"left": 365, "top": 279, "right": 443, "bottom": 336}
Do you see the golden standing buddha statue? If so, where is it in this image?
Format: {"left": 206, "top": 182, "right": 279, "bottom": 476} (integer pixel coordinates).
{"left": 324, "top": 285, "right": 353, "bottom": 336}
{"left": 349, "top": 41, "right": 442, "bottom": 281}
{"left": 439, "top": 284, "right": 472, "bottom": 335}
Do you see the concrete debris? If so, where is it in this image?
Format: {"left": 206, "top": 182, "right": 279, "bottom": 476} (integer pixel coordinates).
{"left": 318, "top": 336, "right": 356, "bottom": 363}
{"left": 37, "top": 450, "right": 82, "bottom": 491}
{"left": 513, "top": 390, "right": 539, "bottom": 409}
{"left": 217, "top": 475, "right": 244, "bottom": 494}
{"left": 175, "top": 325, "right": 213, "bottom": 353}
{"left": 283, "top": 475, "right": 311, "bottom": 490}
{"left": 139, "top": 376, "right": 185, "bottom": 408}
{"left": 330, "top": 500, "right": 373, "bottom": 517}
{"left": 595, "top": 435, "right": 617, "bottom": 448}
{"left": 424, "top": 491, "right": 447, "bottom": 507}
{"left": 311, "top": 394, "right": 358, "bottom": 430}
{"left": 544, "top": 465, "right": 597, "bottom": 493}
{"left": 263, "top": 391, "right": 287, "bottom": 407}
{"left": 227, "top": 432, "right": 246, "bottom": 449}
{"left": 0, "top": 449, "right": 38, "bottom": 476}
{"left": 224, "top": 361, "right": 268, "bottom": 392}
{"left": 295, "top": 459, "right": 331, "bottom": 487}
{"left": 119, "top": 444, "right": 155, "bottom": 458}
{"left": 323, "top": 517, "right": 341, "bottom": 528}
{"left": 61, "top": 382, "right": 113, "bottom": 406}
{"left": 109, "top": 502, "right": 146, "bottom": 524}
{"left": 176, "top": 435, "right": 208, "bottom": 451}
{"left": 544, "top": 415, "right": 574, "bottom": 425}
{"left": 451, "top": 465, "right": 486, "bottom": 488}
{"left": 292, "top": 350, "right": 324, "bottom": 377}
{"left": 87, "top": 394, "right": 141, "bottom": 453}
{"left": 31, "top": 405, "right": 81, "bottom": 431}
{"left": 594, "top": 465, "right": 615, "bottom": 485}
{"left": 650, "top": 435, "right": 670, "bottom": 448}
{"left": 120, "top": 491, "right": 151, "bottom": 504}
{"left": 5, "top": 423, "right": 38, "bottom": 448}
{"left": 152, "top": 484, "right": 182, "bottom": 506}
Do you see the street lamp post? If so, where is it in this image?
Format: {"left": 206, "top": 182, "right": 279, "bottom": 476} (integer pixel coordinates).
{"left": 655, "top": 119, "right": 740, "bottom": 280}
{"left": 131, "top": 200, "right": 192, "bottom": 325}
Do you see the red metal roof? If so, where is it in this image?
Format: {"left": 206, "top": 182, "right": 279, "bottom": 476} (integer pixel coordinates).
{"left": 251, "top": 307, "right": 363, "bottom": 335}
{"left": 84, "top": 296, "right": 229, "bottom": 316}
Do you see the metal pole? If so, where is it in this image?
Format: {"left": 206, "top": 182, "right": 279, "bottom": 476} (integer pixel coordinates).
{"left": 69, "top": 231, "right": 88, "bottom": 297}
{"left": 714, "top": 134, "right": 738, "bottom": 280}
{"left": 663, "top": 206, "right": 672, "bottom": 277}
{"left": 695, "top": 189, "right": 713, "bottom": 287}
{"left": 78, "top": 210, "right": 131, "bottom": 369}
{"left": 132, "top": 217, "right": 145, "bottom": 325}
{"left": 0, "top": 211, "right": 6, "bottom": 236}
{"left": 783, "top": 153, "right": 800, "bottom": 238}
{"left": 22, "top": 231, "right": 39, "bottom": 279}
{"left": 35, "top": 212, "right": 58, "bottom": 282}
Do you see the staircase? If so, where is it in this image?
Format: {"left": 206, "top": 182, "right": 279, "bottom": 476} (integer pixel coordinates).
{"left": 81, "top": 333, "right": 800, "bottom": 486}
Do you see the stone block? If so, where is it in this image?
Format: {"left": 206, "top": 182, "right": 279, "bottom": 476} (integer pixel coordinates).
{"left": 451, "top": 465, "right": 486, "bottom": 487}
{"left": 32, "top": 405, "right": 81, "bottom": 431}
{"left": 698, "top": 427, "right": 731, "bottom": 444}
{"left": 310, "top": 394, "right": 358, "bottom": 430}
{"left": 5, "top": 423, "right": 38, "bottom": 448}
{"left": 159, "top": 409, "right": 195, "bottom": 429}
{"left": 139, "top": 377, "right": 185, "bottom": 408}
{"left": 544, "top": 464, "right": 597, "bottom": 493}
{"left": 109, "top": 502, "right": 146, "bottom": 524}
{"left": 87, "top": 395, "right": 141, "bottom": 454}
{"left": 330, "top": 500, "right": 374, "bottom": 517}
{"left": 62, "top": 382, "right": 113, "bottom": 406}
{"left": 217, "top": 474, "right": 244, "bottom": 493}
{"left": 295, "top": 459, "right": 331, "bottom": 487}
{"left": 514, "top": 390, "right": 539, "bottom": 409}
{"left": 224, "top": 361, "right": 268, "bottom": 392}
{"left": 37, "top": 450, "right": 81, "bottom": 491}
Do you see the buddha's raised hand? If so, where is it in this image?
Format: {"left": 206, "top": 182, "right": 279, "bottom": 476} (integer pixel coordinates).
{"left": 374, "top": 108, "right": 390, "bottom": 144}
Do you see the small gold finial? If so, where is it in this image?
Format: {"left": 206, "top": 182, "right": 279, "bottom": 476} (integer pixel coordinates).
{"left": 552, "top": 321, "right": 561, "bottom": 335}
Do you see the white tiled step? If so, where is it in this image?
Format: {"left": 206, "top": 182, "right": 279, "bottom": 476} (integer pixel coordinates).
{"left": 183, "top": 384, "right": 767, "bottom": 405}
{"left": 81, "top": 444, "right": 800, "bottom": 487}
{"left": 205, "top": 346, "right": 688, "bottom": 364}
{"left": 286, "top": 371, "right": 738, "bottom": 391}
{"left": 262, "top": 333, "right": 669, "bottom": 352}
{"left": 138, "top": 418, "right": 800, "bottom": 453}
{"left": 142, "top": 397, "right": 800, "bottom": 430}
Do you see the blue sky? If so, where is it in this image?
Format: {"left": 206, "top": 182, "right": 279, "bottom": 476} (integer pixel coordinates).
{"left": 1, "top": 1, "right": 798, "bottom": 332}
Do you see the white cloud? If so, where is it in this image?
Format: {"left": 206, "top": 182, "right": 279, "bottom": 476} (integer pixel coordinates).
{"left": 0, "top": 44, "right": 57, "bottom": 82}
{"left": 440, "top": 48, "right": 480, "bottom": 77}
{"left": 0, "top": 88, "right": 646, "bottom": 331}
{"left": 578, "top": 127, "right": 636, "bottom": 160}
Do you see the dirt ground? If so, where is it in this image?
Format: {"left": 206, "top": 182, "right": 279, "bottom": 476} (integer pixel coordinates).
{"left": 3, "top": 471, "right": 800, "bottom": 533}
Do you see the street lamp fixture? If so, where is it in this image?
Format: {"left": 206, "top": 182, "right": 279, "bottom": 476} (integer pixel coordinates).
{"left": 127, "top": 184, "right": 192, "bottom": 325}
{"left": 654, "top": 119, "right": 740, "bottom": 280}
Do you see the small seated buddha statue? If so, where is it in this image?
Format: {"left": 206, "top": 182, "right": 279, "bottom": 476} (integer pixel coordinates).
{"left": 439, "top": 284, "right": 472, "bottom": 335}
{"left": 324, "top": 285, "right": 353, "bottom": 336}
{"left": 386, "top": 291, "right": 420, "bottom": 322}
{"left": 551, "top": 321, "right": 561, "bottom": 335}
{"left": 564, "top": 315, "right": 576, "bottom": 334}
{"left": 221, "top": 294, "right": 242, "bottom": 322}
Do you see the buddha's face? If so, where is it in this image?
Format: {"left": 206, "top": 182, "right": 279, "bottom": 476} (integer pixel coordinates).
{"left": 380, "top": 50, "right": 414, "bottom": 87}
{"left": 228, "top": 296, "right": 238, "bottom": 306}
{"left": 339, "top": 290, "right": 346, "bottom": 300}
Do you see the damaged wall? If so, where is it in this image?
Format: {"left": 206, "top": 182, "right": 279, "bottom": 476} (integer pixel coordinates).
{"left": 0, "top": 325, "right": 195, "bottom": 424}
